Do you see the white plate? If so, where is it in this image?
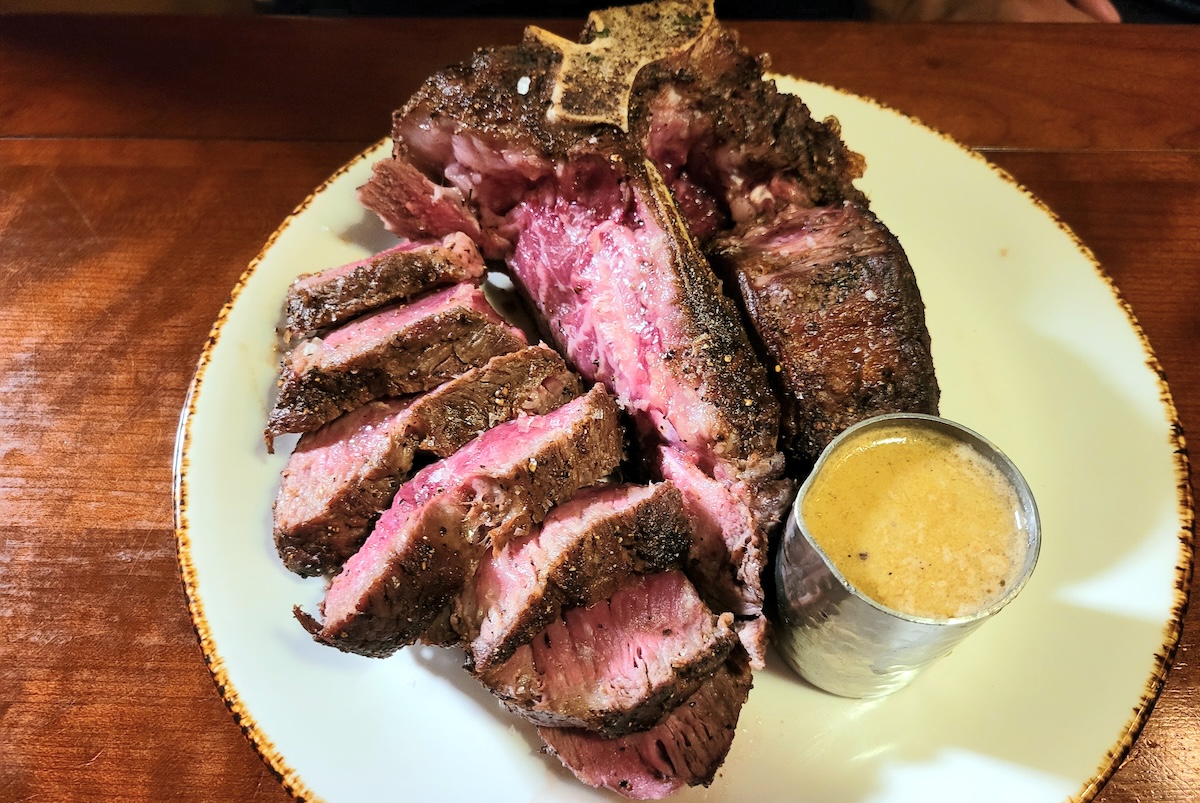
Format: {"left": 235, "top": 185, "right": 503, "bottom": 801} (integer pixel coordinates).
{"left": 174, "top": 78, "right": 1192, "bottom": 802}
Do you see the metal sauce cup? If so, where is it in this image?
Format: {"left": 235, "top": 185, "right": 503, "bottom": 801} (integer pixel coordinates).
{"left": 774, "top": 413, "right": 1041, "bottom": 698}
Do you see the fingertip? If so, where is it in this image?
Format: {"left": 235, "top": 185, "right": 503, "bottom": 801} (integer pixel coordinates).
{"left": 1075, "top": 0, "right": 1122, "bottom": 21}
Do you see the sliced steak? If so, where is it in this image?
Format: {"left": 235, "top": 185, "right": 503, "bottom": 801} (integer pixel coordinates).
{"left": 356, "top": 156, "right": 500, "bottom": 257}
{"left": 284, "top": 232, "right": 486, "bottom": 340}
{"left": 273, "top": 345, "right": 581, "bottom": 576}
{"left": 507, "top": 156, "right": 780, "bottom": 472}
{"left": 539, "top": 649, "right": 753, "bottom": 800}
{"left": 266, "top": 282, "right": 524, "bottom": 440}
{"left": 357, "top": 34, "right": 792, "bottom": 680}
{"left": 655, "top": 447, "right": 765, "bottom": 617}
{"left": 479, "top": 570, "right": 736, "bottom": 737}
{"left": 458, "top": 481, "right": 690, "bottom": 673}
{"left": 630, "top": 24, "right": 939, "bottom": 462}
{"left": 712, "top": 202, "right": 939, "bottom": 463}
{"left": 298, "top": 387, "right": 623, "bottom": 657}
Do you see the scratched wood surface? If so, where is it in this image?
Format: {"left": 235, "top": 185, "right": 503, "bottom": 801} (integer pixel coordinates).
{"left": 0, "top": 17, "right": 1196, "bottom": 803}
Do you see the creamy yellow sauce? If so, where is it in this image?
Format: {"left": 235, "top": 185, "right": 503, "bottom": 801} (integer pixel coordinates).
{"left": 800, "top": 424, "right": 1025, "bottom": 620}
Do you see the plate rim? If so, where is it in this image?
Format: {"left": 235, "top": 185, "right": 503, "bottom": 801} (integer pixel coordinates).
{"left": 171, "top": 80, "right": 1195, "bottom": 803}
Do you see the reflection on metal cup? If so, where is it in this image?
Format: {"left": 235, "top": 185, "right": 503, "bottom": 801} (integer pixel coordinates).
{"left": 774, "top": 413, "right": 1041, "bottom": 698}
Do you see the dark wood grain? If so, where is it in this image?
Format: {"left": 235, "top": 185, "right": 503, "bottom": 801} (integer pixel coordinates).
{"left": 1, "top": 18, "right": 1197, "bottom": 150}
{"left": 0, "top": 138, "right": 360, "bottom": 803}
{"left": 0, "top": 17, "right": 1196, "bottom": 803}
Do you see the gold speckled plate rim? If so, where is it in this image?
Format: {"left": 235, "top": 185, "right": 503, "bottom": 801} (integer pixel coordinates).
{"left": 170, "top": 142, "right": 383, "bottom": 803}
{"left": 770, "top": 75, "right": 1195, "bottom": 803}
{"left": 171, "top": 77, "right": 1195, "bottom": 803}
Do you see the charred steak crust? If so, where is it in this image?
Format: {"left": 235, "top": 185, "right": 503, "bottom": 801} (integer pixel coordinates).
{"left": 272, "top": 345, "right": 581, "bottom": 577}
{"left": 460, "top": 481, "right": 692, "bottom": 673}
{"left": 625, "top": 23, "right": 939, "bottom": 460}
{"left": 266, "top": 285, "right": 524, "bottom": 440}
{"left": 408, "top": 345, "right": 582, "bottom": 457}
{"left": 713, "top": 203, "right": 939, "bottom": 463}
{"left": 633, "top": 26, "right": 867, "bottom": 224}
{"left": 284, "top": 233, "right": 486, "bottom": 340}
{"left": 395, "top": 43, "right": 587, "bottom": 169}
{"left": 304, "top": 387, "right": 624, "bottom": 658}
{"left": 538, "top": 649, "right": 754, "bottom": 800}
{"left": 633, "top": 157, "right": 781, "bottom": 465}
{"left": 479, "top": 571, "right": 737, "bottom": 737}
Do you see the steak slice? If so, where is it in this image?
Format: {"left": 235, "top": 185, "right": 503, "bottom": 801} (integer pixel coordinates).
{"left": 479, "top": 570, "right": 737, "bottom": 737}
{"left": 405, "top": 344, "right": 581, "bottom": 456}
{"left": 298, "top": 387, "right": 623, "bottom": 658}
{"left": 630, "top": 24, "right": 939, "bottom": 462}
{"left": 507, "top": 155, "right": 780, "bottom": 473}
{"left": 656, "top": 446, "right": 792, "bottom": 668}
{"left": 457, "top": 481, "right": 691, "bottom": 673}
{"left": 273, "top": 345, "right": 581, "bottom": 577}
{"left": 539, "top": 650, "right": 753, "bottom": 800}
{"left": 356, "top": 156, "right": 503, "bottom": 258}
{"left": 284, "top": 232, "right": 486, "bottom": 340}
{"left": 655, "top": 446, "right": 765, "bottom": 617}
{"left": 274, "top": 398, "right": 412, "bottom": 577}
{"left": 266, "top": 282, "right": 524, "bottom": 440}
{"left": 712, "top": 202, "right": 939, "bottom": 463}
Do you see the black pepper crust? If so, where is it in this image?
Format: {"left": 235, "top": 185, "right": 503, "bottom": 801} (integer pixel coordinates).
{"left": 634, "top": 156, "right": 781, "bottom": 465}
{"left": 463, "top": 481, "right": 693, "bottom": 673}
{"left": 285, "top": 244, "right": 484, "bottom": 341}
{"left": 301, "top": 387, "right": 625, "bottom": 659}
{"left": 266, "top": 307, "right": 523, "bottom": 441}
{"left": 630, "top": 24, "right": 867, "bottom": 225}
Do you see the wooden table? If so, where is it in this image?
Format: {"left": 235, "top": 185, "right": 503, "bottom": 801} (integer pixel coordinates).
{"left": 1, "top": 15, "right": 1196, "bottom": 802}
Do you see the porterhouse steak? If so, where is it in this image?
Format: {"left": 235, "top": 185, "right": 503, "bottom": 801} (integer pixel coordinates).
{"left": 267, "top": 3, "right": 942, "bottom": 798}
